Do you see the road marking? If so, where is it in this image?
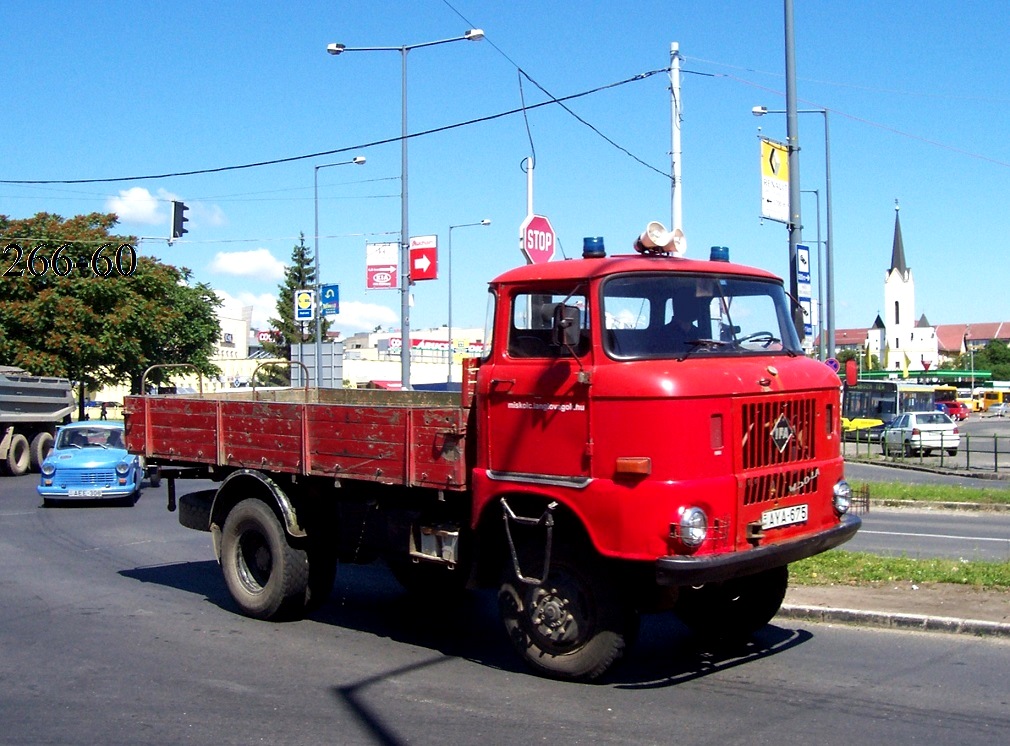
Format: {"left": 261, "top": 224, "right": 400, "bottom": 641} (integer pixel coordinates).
{"left": 859, "top": 529, "right": 1009, "bottom": 543}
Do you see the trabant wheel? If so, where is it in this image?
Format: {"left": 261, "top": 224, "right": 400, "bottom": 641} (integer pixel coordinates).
{"left": 220, "top": 498, "right": 308, "bottom": 621}
{"left": 498, "top": 555, "right": 637, "bottom": 682}
{"left": 675, "top": 565, "right": 789, "bottom": 641}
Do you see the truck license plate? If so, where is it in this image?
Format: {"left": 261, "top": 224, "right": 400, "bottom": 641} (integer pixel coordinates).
{"left": 69, "top": 489, "right": 102, "bottom": 498}
{"left": 761, "top": 503, "right": 808, "bottom": 530}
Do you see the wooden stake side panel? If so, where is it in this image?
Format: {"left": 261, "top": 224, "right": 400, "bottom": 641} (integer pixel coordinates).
{"left": 220, "top": 400, "right": 305, "bottom": 472}
{"left": 128, "top": 396, "right": 219, "bottom": 464}
{"left": 125, "top": 394, "right": 468, "bottom": 490}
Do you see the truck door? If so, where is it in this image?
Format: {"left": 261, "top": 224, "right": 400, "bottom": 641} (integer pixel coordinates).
{"left": 484, "top": 291, "right": 592, "bottom": 481}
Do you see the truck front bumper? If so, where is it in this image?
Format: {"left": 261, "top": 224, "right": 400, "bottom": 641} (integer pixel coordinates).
{"left": 655, "top": 513, "right": 861, "bottom": 586}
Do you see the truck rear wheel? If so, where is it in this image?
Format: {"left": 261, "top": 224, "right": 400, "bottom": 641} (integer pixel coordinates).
{"left": 498, "top": 556, "right": 637, "bottom": 682}
{"left": 3, "top": 434, "right": 31, "bottom": 476}
{"left": 29, "top": 432, "right": 53, "bottom": 472}
{"left": 675, "top": 565, "right": 789, "bottom": 641}
{"left": 220, "top": 498, "right": 309, "bottom": 621}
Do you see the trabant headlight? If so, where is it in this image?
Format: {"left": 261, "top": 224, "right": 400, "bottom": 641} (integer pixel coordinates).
{"left": 115, "top": 461, "right": 131, "bottom": 476}
{"left": 833, "top": 480, "right": 852, "bottom": 515}
{"left": 41, "top": 462, "right": 56, "bottom": 477}
{"left": 679, "top": 507, "right": 709, "bottom": 548}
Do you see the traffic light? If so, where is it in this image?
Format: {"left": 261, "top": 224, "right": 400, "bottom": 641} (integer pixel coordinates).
{"left": 171, "top": 200, "right": 189, "bottom": 239}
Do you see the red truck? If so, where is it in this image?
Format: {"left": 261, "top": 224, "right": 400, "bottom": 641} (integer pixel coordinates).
{"left": 125, "top": 229, "right": 859, "bottom": 681}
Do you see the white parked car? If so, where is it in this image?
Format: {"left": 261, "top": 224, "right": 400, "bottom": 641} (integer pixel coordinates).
{"left": 989, "top": 402, "right": 1010, "bottom": 418}
{"left": 881, "top": 411, "right": 960, "bottom": 457}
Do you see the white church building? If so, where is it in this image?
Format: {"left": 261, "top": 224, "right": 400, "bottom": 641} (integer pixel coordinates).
{"left": 862, "top": 204, "right": 940, "bottom": 373}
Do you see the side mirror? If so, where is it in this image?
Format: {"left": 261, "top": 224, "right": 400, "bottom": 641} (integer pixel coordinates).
{"left": 844, "top": 359, "right": 857, "bottom": 386}
{"left": 552, "top": 304, "right": 582, "bottom": 348}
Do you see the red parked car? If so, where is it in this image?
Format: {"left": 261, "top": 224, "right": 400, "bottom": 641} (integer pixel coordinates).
{"left": 938, "top": 400, "right": 970, "bottom": 421}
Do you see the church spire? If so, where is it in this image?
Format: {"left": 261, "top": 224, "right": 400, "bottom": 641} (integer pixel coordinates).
{"left": 889, "top": 199, "right": 908, "bottom": 275}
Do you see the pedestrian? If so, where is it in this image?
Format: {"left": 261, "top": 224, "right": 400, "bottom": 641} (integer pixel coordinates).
{"left": 100, "top": 402, "right": 107, "bottom": 420}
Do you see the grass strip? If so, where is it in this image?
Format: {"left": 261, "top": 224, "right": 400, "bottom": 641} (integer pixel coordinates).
{"left": 791, "top": 550, "right": 1010, "bottom": 590}
{"left": 851, "top": 481, "right": 1010, "bottom": 506}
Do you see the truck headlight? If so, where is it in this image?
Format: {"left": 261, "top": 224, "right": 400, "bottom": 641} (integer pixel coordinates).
{"left": 679, "top": 507, "right": 709, "bottom": 548}
{"left": 833, "top": 480, "right": 852, "bottom": 515}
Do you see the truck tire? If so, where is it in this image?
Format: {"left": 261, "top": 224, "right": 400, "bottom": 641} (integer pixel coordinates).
{"left": 3, "top": 434, "right": 31, "bottom": 476}
{"left": 178, "top": 490, "right": 214, "bottom": 532}
{"left": 29, "top": 432, "right": 54, "bottom": 472}
{"left": 220, "top": 498, "right": 309, "bottom": 621}
{"left": 305, "top": 549, "right": 337, "bottom": 613}
{"left": 498, "top": 555, "right": 638, "bottom": 682}
{"left": 675, "top": 565, "right": 789, "bottom": 641}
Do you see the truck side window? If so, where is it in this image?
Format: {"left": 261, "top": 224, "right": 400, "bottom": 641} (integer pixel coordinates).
{"left": 508, "top": 292, "right": 589, "bottom": 358}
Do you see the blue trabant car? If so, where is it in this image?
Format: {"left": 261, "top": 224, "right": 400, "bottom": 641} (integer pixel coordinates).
{"left": 38, "top": 421, "right": 142, "bottom": 506}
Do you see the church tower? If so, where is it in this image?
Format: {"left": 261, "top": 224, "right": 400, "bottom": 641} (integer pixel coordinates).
{"left": 883, "top": 202, "right": 915, "bottom": 370}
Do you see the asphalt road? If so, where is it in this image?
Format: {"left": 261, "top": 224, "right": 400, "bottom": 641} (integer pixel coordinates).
{"left": 3, "top": 473, "right": 1010, "bottom": 745}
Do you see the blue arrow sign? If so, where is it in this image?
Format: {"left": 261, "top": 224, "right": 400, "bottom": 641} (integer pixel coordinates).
{"left": 321, "top": 284, "right": 339, "bottom": 316}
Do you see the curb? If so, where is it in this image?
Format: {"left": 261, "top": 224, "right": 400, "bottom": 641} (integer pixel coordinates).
{"left": 779, "top": 604, "right": 1010, "bottom": 638}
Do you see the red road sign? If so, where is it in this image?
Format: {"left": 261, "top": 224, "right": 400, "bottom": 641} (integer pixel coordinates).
{"left": 519, "top": 214, "right": 556, "bottom": 265}
{"left": 409, "top": 235, "right": 438, "bottom": 281}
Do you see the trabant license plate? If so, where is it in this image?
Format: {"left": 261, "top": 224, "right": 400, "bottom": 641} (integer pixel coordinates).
{"left": 69, "top": 489, "right": 102, "bottom": 498}
{"left": 761, "top": 503, "right": 808, "bottom": 530}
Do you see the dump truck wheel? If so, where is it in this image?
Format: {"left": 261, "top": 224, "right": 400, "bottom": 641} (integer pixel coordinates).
{"left": 4, "top": 434, "right": 31, "bottom": 476}
{"left": 29, "top": 432, "right": 53, "bottom": 472}
{"left": 220, "top": 498, "right": 309, "bottom": 621}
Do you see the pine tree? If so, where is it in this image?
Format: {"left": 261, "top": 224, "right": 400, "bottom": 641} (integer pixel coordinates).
{"left": 263, "top": 233, "right": 330, "bottom": 361}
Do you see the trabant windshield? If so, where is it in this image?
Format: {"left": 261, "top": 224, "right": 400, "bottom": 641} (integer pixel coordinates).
{"left": 601, "top": 273, "right": 802, "bottom": 359}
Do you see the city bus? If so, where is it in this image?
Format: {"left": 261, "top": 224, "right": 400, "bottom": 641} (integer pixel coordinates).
{"left": 978, "top": 388, "right": 1010, "bottom": 412}
{"left": 842, "top": 379, "right": 936, "bottom": 438}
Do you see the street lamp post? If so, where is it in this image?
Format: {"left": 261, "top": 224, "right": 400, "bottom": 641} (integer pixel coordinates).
{"left": 447, "top": 219, "right": 490, "bottom": 384}
{"left": 753, "top": 105, "right": 834, "bottom": 357}
{"left": 327, "top": 29, "right": 484, "bottom": 390}
{"left": 313, "top": 156, "right": 366, "bottom": 387}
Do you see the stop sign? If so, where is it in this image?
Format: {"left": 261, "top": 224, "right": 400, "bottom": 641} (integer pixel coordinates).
{"left": 519, "top": 214, "right": 556, "bottom": 265}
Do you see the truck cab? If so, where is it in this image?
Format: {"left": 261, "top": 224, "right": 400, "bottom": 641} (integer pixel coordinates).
{"left": 472, "top": 238, "right": 857, "bottom": 677}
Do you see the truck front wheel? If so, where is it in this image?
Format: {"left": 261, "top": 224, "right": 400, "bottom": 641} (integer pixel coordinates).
{"left": 498, "top": 556, "right": 637, "bottom": 682}
{"left": 220, "top": 498, "right": 309, "bottom": 621}
{"left": 675, "top": 565, "right": 789, "bottom": 641}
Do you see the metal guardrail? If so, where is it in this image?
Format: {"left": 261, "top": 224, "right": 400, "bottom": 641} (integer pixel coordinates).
{"left": 844, "top": 430, "right": 1010, "bottom": 475}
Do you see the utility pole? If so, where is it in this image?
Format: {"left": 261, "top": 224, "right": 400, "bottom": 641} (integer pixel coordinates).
{"left": 784, "top": 0, "right": 804, "bottom": 339}
{"left": 670, "top": 42, "right": 683, "bottom": 234}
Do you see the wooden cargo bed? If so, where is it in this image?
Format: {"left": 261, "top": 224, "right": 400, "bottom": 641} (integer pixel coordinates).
{"left": 124, "top": 387, "right": 470, "bottom": 490}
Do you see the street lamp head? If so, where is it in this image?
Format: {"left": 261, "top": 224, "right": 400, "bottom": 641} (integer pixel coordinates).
{"left": 464, "top": 28, "right": 485, "bottom": 41}
{"left": 326, "top": 43, "right": 345, "bottom": 56}
{"left": 352, "top": 156, "right": 366, "bottom": 165}
{"left": 751, "top": 105, "right": 768, "bottom": 117}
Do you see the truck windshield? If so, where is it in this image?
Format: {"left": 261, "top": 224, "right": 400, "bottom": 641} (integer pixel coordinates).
{"left": 601, "top": 273, "right": 802, "bottom": 359}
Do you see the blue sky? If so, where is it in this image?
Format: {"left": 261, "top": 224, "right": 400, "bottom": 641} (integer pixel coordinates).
{"left": 3, "top": 1, "right": 1009, "bottom": 338}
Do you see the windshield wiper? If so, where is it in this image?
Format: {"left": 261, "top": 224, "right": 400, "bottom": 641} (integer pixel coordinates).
{"left": 676, "top": 338, "right": 731, "bottom": 361}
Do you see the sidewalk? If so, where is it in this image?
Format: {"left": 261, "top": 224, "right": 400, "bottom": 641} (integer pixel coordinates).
{"left": 779, "top": 581, "right": 1010, "bottom": 637}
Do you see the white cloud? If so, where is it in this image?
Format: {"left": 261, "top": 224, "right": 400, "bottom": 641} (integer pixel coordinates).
{"left": 208, "top": 248, "right": 285, "bottom": 280}
{"left": 213, "top": 290, "right": 397, "bottom": 336}
{"left": 106, "top": 187, "right": 162, "bottom": 225}
{"left": 216, "top": 289, "right": 278, "bottom": 331}
{"left": 336, "top": 301, "right": 399, "bottom": 334}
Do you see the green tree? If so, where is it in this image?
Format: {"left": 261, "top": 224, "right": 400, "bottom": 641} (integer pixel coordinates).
{"left": 975, "top": 341, "right": 1010, "bottom": 381}
{"left": 0, "top": 212, "right": 222, "bottom": 407}
{"left": 263, "top": 233, "right": 329, "bottom": 361}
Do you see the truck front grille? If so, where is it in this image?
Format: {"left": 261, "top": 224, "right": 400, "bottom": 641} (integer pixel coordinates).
{"left": 743, "top": 466, "right": 821, "bottom": 506}
{"left": 739, "top": 396, "right": 817, "bottom": 470}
